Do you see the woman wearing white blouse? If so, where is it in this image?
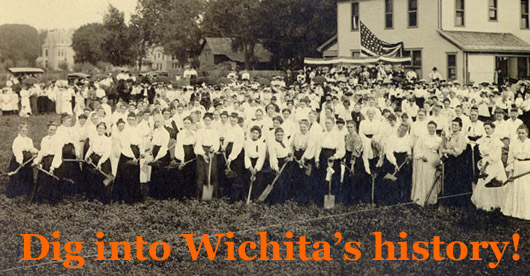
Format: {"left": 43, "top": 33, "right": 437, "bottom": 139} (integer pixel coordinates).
{"left": 224, "top": 113, "right": 246, "bottom": 203}
{"left": 502, "top": 124, "right": 530, "bottom": 220}
{"left": 174, "top": 116, "right": 197, "bottom": 199}
{"left": 84, "top": 122, "right": 112, "bottom": 202}
{"left": 33, "top": 122, "right": 62, "bottom": 203}
{"left": 244, "top": 126, "right": 267, "bottom": 200}
{"left": 55, "top": 114, "right": 83, "bottom": 195}
{"left": 6, "top": 123, "right": 38, "bottom": 198}
{"left": 290, "top": 119, "right": 315, "bottom": 204}
{"left": 267, "top": 127, "right": 293, "bottom": 204}
{"left": 314, "top": 116, "right": 345, "bottom": 205}
{"left": 148, "top": 114, "right": 172, "bottom": 199}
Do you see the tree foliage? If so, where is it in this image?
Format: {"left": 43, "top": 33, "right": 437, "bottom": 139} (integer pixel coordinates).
{"left": 72, "top": 6, "right": 137, "bottom": 67}
{"left": 0, "top": 24, "right": 41, "bottom": 67}
{"left": 72, "top": 23, "right": 106, "bottom": 65}
{"left": 202, "top": 0, "right": 264, "bottom": 70}
{"left": 132, "top": 0, "right": 205, "bottom": 65}
{"left": 259, "top": 0, "right": 336, "bottom": 69}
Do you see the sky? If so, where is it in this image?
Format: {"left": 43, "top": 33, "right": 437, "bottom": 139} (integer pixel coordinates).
{"left": 0, "top": 0, "right": 138, "bottom": 31}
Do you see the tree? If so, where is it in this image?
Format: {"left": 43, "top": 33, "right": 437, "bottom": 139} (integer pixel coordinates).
{"left": 202, "top": 0, "right": 264, "bottom": 70}
{"left": 132, "top": 0, "right": 205, "bottom": 67}
{"left": 101, "top": 5, "right": 137, "bottom": 66}
{"left": 72, "top": 23, "right": 106, "bottom": 65}
{"left": 259, "top": 0, "right": 336, "bottom": 69}
{"left": 0, "top": 24, "right": 41, "bottom": 67}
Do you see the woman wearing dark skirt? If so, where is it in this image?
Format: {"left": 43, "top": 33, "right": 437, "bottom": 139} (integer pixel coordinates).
{"left": 148, "top": 114, "right": 172, "bottom": 199}
{"left": 113, "top": 112, "right": 144, "bottom": 204}
{"left": 343, "top": 120, "right": 366, "bottom": 205}
{"left": 174, "top": 116, "right": 197, "bottom": 199}
{"left": 314, "top": 117, "right": 345, "bottom": 206}
{"left": 84, "top": 122, "right": 112, "bottom": 203}
{"left": 244, "top": 126, "right": 267, "bottom": 201}
{"left": 6, "top": 123, "right": 38, "bottom": 198}
{"left": 54, "top": 114, "right": 83, "bottom": 196}
{"left": 290, "top": 119, "right": 314, "bottom": 204}
{"left": 33, "top": 122, "right": 62, "bottom": 203}
{"left": 267, "top": 127, "right": 293, "bottom": 204}
{"left": 224, "top": 113, "right": 245, "bottom": 203}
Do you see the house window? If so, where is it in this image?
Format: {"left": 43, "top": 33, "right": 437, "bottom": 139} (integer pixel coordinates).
{"left": 351, "top": 2, "right": 359, "bottom": 31}
{"left": 45, "top": 49, "right": 48, "bottom": 57}
{"left": 385, "top": 0, "right": 393, "bottom": 29}
{"left": 408, "top": 0, "right": 418, "bottom": 27}
{"left": 351, "top": 50, "right": 361, "bottom": 58}
{"left": 456, "top": 0, "right": 465, "bottom": 26}
{"left": 447, "top": 53, "right": 457, "bottom": 80}
{"left": 522, "top": 0, "right": 530, "bottom": 29}
{"left": 488, "top": 0, "right": 498, "bottom": 21}
{"left": 403, "top": 49, "right": 422, "bottom": 77}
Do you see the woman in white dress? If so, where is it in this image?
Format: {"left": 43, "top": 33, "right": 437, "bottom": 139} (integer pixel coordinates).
{"left": 502, "top": 124, "right": 530, "bottom": 220}
{"left": 471, "top": 122, "right": 507, "bottom": 211}
{"left": 411, "top": 121, "right": 443, "bottom": 206}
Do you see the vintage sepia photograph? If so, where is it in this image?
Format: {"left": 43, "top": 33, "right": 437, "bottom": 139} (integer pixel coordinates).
{"left": 0, "top": 0, "right": 529, "bottom": 274}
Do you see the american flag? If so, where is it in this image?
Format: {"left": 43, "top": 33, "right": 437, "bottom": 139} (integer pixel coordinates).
{"left": 360, "top": 21, "right": 404, "bottom": 57}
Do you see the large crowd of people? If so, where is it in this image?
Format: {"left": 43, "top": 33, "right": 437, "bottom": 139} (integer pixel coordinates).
{"left": 3, "top": 63, "right": 530, "bottom": 221}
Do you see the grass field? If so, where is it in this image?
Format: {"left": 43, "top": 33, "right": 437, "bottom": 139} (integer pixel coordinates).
{"left": 0, "top": 114, "right": 528, "bottom": 275}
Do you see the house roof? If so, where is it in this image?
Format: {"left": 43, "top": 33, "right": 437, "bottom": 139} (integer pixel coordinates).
{"left": 201, "top": 37, "right": 272, "bottom": 63}
{"left": 438, "top": 30, "right": 530, "bottom": 53}
{"left": 317, "top": 34, "right": 337, "bottom": 53}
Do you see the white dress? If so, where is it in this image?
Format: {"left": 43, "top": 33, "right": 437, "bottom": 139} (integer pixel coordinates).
{"left": 501, "top": 138, "right": 530, "bottom": 220}
{"left": 19, "top": 89, "right": 31, "bottom": 116}
{"left": 411, "top": 134, "right": 442, "bottom": 205}
{"left": 471, "top": 136, "right": 507, "bottom": 211}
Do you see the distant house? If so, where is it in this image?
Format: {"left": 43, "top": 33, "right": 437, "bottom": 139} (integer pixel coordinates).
{"left": 199, "top": 37, "right": 273, "bottom": 69}
{"left": 40, "top": 29, "right": 75, "bottom": 71}
{"left": 317, "top": 34, "right": 338, "bottom": 58}
{"left": 141, "top": 46, "right": 180, "bottom": 72}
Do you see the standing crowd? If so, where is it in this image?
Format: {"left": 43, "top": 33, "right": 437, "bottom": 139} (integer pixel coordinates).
{"left": 4, "top": 64, "right": 530, "bottom": 220}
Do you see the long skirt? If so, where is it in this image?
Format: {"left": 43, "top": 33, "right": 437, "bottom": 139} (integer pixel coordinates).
{"left": 342, "top": 152, "right": 369, "bottom": 205}
{"left": 471, "top": 160, "right": 507, "bottom": 211}
{"left": 148, "top": 151, "right": 171, "bottom": 200}
{"left": 378, "top": 152, "right": 411, "bottom": 205}
{"left": 56, "top": 143, "right": 83, "bottom": 196}
{"left": 442, "top": 146, "right": 474, "bottom": 206}
{"left": 227, "top": 148, "right": 246, "bottom": 203}
{"left": 314, "top": 149, "right": 341, "bottom": 206}
{"left": 85, "top": 153, "right": 112, "bottom": 203}
{"left": 113, "top": 154, "right": 142, "bottom": 203}
{"left": 246, "top": 157, "right": 269, "bottom": 201}
{"left": 34, "top": 155, "right": 62, "bottom": 203}
{"left": 195, "top": 147, "right": 218, "bottom": 199}
{"left": 411, "top": 151, "right": 441, "bottom": 206}
{"left": 501, "top": 160, "right": 530, "bottom": 220}
{"left": 267, "top": 157, "right": 294, "bottom": 205}
{"left": 175, "top": 145, "right": 197, "bottom": 199}
{"left": 5, "top": 151, "right": 34, "bottom": 198}
{"left": 292, "top": 150, "right": 314, "bottom": 204}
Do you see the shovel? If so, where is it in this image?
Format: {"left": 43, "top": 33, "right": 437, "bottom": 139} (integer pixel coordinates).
{"left": 201, "top": 153, "right": 214, "bottom": 201}
{"left": 257, "top": 162, "right": 288, "bottom": 202}
{"left": 384, "top": 159, "right": 409, "bottom": 182}
{"left": 87, "top": 161, "right": 115, "bottom": 187}
{"left": 3, "top": 157, "right": 36, "bottom": 176}
{"left": 486, "top": 169, "right": 530, "bottom": 188}
{"left": 324, "top": 159, "right": 335, "bottom": 209}
{"left": 246, "top": 172, "right": 256, "bottom": 205}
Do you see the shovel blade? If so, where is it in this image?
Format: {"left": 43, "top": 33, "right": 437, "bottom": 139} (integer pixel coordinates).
{"left": 485, "top": 178, "right": 507, "bottom": 188}
{"left": 201, "top": 184, "right": 214, "bottom": 201}
{"left": 324, "top": 195, "right": 335, "bottom": 209}
{"left": 384, "top": 173, "right": 397, "bottom": 182}
{"left": 257, "top": 185, "right": 273, "bottom": 202}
